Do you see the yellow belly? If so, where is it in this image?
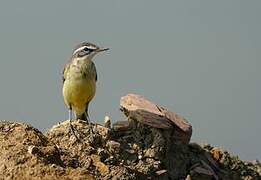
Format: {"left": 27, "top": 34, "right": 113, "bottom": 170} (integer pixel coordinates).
{"left": 63, "top": 78, "right": 96, "bottom": 115}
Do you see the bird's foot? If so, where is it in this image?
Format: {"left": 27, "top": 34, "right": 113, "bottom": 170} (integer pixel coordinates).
{"left": 69, "top": 121, "right": 82, "bottom": 142}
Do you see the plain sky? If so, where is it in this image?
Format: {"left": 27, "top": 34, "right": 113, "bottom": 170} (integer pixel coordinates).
{"left": 0, "top": 1, "right": 260, "bottom": 161}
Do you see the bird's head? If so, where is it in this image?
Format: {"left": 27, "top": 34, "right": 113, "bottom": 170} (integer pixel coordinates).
{"left": 72, "top": 42, "right": 109, "bottom": 60}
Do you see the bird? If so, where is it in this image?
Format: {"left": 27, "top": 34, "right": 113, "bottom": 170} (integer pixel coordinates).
{"left": 62, "top": 42, "right": 108, "bottom": 136}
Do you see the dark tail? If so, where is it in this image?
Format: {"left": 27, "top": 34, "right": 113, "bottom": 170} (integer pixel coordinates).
{"left": 76, "top": 103, "right": 90, "bottom": 123}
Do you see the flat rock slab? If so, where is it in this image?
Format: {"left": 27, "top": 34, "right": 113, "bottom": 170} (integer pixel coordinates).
{"left": 120, "top": 94, "right": 192, "bottom": 143}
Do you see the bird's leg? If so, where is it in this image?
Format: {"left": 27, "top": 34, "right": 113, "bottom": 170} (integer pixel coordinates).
{"left": 69, "top": 107, "right": 73, "bottom": 130}
{"left": 84, "top": 111, "right": 90, "bottom": 125}
{"left": 84, "top": 103, "right": 91, "bottom": 124}
{"left": 85, "top": 111, "right": 95, "bottom": 135}
{"left": 68, "top": 107, "right": 80, "bottom": 141}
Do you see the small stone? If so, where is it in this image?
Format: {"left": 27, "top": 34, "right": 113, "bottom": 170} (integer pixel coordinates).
{"left": 125, "top": 149, "right": 135, "bottom": 154}
{"left": 106, "top": 140, "right": 121, "bottom": 154}
{"left": 112, "top": 121, "right": 131, "bottom": 131}
{"left": 104, "top": 115, "right": 111, "bottom": 129}
{"left": 185, "top": 175, "right": 191, "bottom": 180}
{"left": 155, "top": 169, "right": 167, "bottom": 176}
{"left": 138, "top": 155, "right": 142, "bottom": 160}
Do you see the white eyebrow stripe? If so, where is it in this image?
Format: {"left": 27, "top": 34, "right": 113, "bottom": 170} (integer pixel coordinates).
{"left": 86, "top": 45, "right": 97, "bottom": 50}
{"left": 73, "top": 46, "right": 86, "bottom": 55}
{"left": 72, "top": 45, "right": 97, "bottom": 55}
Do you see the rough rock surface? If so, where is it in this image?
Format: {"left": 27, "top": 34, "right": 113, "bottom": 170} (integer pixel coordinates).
{"left": 0, "top": 94, "right": 260, "bottom": 179}
{"left": 120, "top": 94, "right": 192, "bottom": 144}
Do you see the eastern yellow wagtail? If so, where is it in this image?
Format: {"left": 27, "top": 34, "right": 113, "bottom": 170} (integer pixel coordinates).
{"left": 62, "top": 42, "right": 108, "bottom": 137}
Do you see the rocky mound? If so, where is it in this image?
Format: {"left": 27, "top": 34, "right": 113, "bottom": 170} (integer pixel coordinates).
{"left": 0, "top": 94, "right": 260, "bottom": 179}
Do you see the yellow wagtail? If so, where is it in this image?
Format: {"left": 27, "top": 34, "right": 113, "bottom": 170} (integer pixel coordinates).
{"left": 62, "top": 42, "right": 108, "bottom": 136}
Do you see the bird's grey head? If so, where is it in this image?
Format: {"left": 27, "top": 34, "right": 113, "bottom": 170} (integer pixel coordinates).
{"left": 72, "top": 42, "right": 108, "bottom": 60}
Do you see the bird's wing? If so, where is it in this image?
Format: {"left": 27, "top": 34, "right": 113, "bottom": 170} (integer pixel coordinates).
{"left": 91, "top": 61, "right": 98, "bottom": 82}
{"left": 95, "top": 67, "right": 97, "bottom": 82}
{"left": 62, "top": 63, "right": 70, "bottom": 83}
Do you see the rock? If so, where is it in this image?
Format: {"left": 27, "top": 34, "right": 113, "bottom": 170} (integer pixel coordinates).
{"left": 185, "top": 174, "right": 192, "bottom": 180}
{"left": 200, "top": 160, "right": 219, "bottom": 180}
{"left": 106, "top": 140, "right": 121, "bottom": 154}
{"left": 104, "top": 115, "right": 111, "bottom": 129}
{"left": 204, "top": 151, "right": 223, "bottom": 174}
{"left": 138, "top": 154, "right": 142, "bottom": 160}
{"left": 112, "top": 120, "right": 132, "bottom": 132}
{"left": 120, "top": 94, "right": 192, "bottom": 143}
{"left": 155, "top": 169, "right": 167, "bottom": 176}
{"left": 199, "top": 144, "right": 261, "bottom": 179}
{"left": 190, "top": 166, "right": 216, "bottom": 179}
{"left": 0, "top": 94, "right": 260, "bottom": 179}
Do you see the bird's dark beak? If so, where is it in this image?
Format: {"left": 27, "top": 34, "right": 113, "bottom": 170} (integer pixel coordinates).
{"left": 97, "top": 47, "right": 109, "bottom": 52}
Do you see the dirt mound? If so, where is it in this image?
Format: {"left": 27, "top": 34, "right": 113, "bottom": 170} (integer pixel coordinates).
{"left": 0, "top": 120, "right": 260, "bottom": 180}
{"left": 0, "top": 121, "right": 93, "bottom": 180}
{"left": 0, "top": 94, "right": 260, "bottom": 179}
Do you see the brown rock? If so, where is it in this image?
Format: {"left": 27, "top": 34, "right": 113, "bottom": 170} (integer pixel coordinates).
{"left": 120, "top": 94, "right": 192, "bottom": 143}
{"left": 112, "top": 120, "right": 132, "bottom": 131}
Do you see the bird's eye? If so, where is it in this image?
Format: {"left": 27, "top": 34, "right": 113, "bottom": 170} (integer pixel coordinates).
{"left": 84, "top": 47, "right": 90, "bottom": 52}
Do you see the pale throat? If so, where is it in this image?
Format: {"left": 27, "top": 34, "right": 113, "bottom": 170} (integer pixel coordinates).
{"left": 72, "top": 56, "right": 93, "bottom": 66}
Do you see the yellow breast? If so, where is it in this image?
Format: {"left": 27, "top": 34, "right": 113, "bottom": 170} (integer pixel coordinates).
{"left": 63, "top": 77, "right": 96, "bottom": 115}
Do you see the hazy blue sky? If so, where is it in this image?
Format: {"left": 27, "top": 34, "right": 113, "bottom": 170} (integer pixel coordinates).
{"left": 0, "top": 1, "right": 260, "bottom": 160}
